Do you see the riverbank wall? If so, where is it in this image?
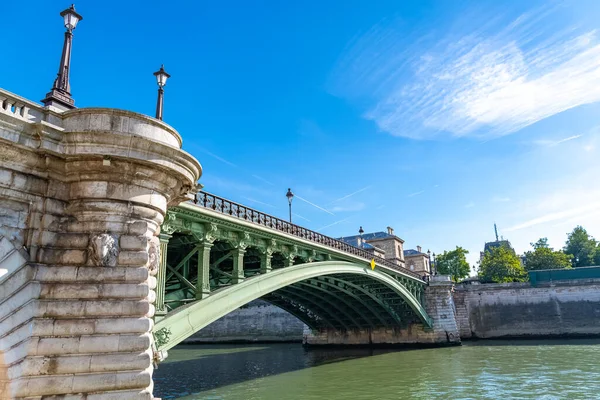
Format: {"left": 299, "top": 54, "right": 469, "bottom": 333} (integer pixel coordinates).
{"left": 185, "top": 300, "right": 305, "bottom": 343}
{"left": 453, "top": 279, "right": 600, "bottom": 339}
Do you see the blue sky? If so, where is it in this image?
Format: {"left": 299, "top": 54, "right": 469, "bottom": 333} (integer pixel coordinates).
{"left": 4, "top": 0, "right": 600, "bottom": 269}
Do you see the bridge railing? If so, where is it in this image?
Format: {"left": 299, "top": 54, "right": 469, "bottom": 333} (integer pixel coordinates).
{"left": 193, "top": 191, "right": 423, "bottom": 280}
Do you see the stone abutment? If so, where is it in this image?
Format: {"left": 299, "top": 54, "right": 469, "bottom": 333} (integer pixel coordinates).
{"left": 0, "top": 96, "right": 201, "bottom": 399}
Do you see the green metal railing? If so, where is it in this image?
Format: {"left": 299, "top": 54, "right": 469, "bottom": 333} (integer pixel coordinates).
{"left": 528, "top": 266, "right": 600, "bottom": 286}
{"left": 193, "top": 191, "right": 424, "bottom": 280}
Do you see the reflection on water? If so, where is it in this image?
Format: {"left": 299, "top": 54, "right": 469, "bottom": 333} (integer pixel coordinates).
{"left": 154, "top": 339, "right": 600, "bottom": 399}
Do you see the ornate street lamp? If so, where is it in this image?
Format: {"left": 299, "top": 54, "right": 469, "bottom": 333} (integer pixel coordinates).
{"left": 432, "top": 252, "right": 437, "bottom": 275}
{"left": 359, "top": 226, "right": 364, "bottom": 248}
{"left": 42, "top": 4, "right": 83, "bottom": 110}
{"left": 153, "top": 65, "right": 171, "bottom": 120}
{"left": 286, "top": 188, "right": 294, "bottom": 223}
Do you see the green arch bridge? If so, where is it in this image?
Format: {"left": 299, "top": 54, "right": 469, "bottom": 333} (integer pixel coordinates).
{"left": 152, "top": 192, "right": 456, "bottom": 353}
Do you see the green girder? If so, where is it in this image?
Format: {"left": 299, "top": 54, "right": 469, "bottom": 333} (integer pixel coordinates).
{"left": 153, "top": 261, "right": 432, "bottom": 351}
{"left": 295, "top": 281, "right": 371, "bottom": 329}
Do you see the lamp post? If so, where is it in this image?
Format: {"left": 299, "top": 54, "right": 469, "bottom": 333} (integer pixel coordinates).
{"left": 42, "top": 4, "right": 83, "bottom": 110}
{"left": 153, "top": 65, "right": 171, "bottom": 120}
{"left": 286, "top": 188, "right": 294, "bottom": 223}
{"left": 427, "top": 249, "right": 431, "bottom": 274}
{"left": 359, "top": 226, "right": 364, "bottom": 248}
{"left": 432, "top": 252, "right": 437, "bottom": 275}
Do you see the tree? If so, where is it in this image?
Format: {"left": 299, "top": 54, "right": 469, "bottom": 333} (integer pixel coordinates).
{"left": 523, "top": 237, "right": 572, "bottom": 271}
{"left": 478, "top": 246, "right": 527, "bottom": 283}
{"left": 435, "top": 246, "right": 470, "bottom": 282}
{"left": 564, "top": 226, "right": 597, "bottom": 267}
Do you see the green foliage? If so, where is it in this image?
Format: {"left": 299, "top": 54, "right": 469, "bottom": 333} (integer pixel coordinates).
{"left": 524, "top": 237, "right": 572, "bottom": 271}
{"left": 478, "top": 246, "right": 527, "bottom": 283}
{"left": 435, "top": 246, "right": 471, "bottom": 282}
{"left": 564, "top": 226, "right": 597, "bottom": 268}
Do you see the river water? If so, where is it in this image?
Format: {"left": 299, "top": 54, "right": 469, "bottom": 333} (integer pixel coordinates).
{"left": 154, "top": 340, "right": 600, "bottom": 399}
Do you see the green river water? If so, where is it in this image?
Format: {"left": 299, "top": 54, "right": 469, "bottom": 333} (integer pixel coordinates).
{"left": 154, "top": 339, "right": 600, "bottom": 399}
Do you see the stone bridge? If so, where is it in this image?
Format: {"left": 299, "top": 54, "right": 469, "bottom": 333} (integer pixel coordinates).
{"left": 0, "top": 86, "right": 459, "bottom": 399}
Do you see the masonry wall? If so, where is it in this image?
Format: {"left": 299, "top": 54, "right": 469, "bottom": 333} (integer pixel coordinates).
{"left": 186, "top": 300, "right": 305, "bottom": 343}
{"left": 453, "top": 280, "right": 600, "bottom": 339}
{"left": 303, "top": 277, "right": 460, "bottom": 346}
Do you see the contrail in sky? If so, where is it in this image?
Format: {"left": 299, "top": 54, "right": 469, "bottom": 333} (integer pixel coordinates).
{"left": 294, "top": 195, "right": 335, "bottom": 215}
{"left": 329, "top": 186, "right": 371, "bottom": 204}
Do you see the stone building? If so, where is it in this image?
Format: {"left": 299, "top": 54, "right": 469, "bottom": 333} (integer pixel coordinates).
{"left": 338, "top": 227, "right": 406, "bottom": 268}
{"left": 404, "top": 245, "right": 432, "bottom": 276}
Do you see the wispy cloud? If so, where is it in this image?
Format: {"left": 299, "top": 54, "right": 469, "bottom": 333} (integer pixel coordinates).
{"left": 491, "top": 196, "right": 511, "bottom": 203}
{"left": 465, "top": 202, "right": 475, "bottom": 208}
{"left": 293, "top": 213, "right": 311, "bottom": 222}
{"left": 330, "top": 202, "right": 366, "bottom": 213}
{"left": 201, "top": 149, "right": 237, "bottom": 167}
{"left": 252, "top": 174, "right": 275, "bottom": 186}
{"left": 408, "top": 190, "right": 425, "bottom": 197}
{"left": 294, "top": 195, "right": 335, "bottom": 215}
{"left": 242, "top": 196, "right": 276, "bottom": 208}
{"left": 331, "top": 6, "right": 600, "bottom": 139}
{"left": 533, "top": 134, "right": 583, "bottom": 147}
{"left": 506, "top": 203, "right": 600, "bottom": 232}
{"left": 316, "top": 217, "right": 352, "bottom": 232}
{"left": 330, "top": 186, "right": 371, "bottom": 204}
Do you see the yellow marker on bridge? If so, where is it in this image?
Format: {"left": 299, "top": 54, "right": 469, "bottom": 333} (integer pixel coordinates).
{"left": 370, "top": 259, "right": 376, "bottom": 270}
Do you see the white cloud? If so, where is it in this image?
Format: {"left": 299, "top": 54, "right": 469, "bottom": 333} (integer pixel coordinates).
{"left": 330, "top": 202, "right": 366, "bottom": 213}
{"left": 465, "top": 202, "right": 475, "bottom": 208}
{"left": 533, "top": 134, "right": 583, "bottom": 147}
{"left": 491, "top": 196, "right": 511, "bottom": 203}
{"left": 331, "top": 8, "right": 600, "bottom": 139}
{"left": 408, "top": 190, "right": 425, "bottom": 197}
{"left": 506, "top": 203, "right": 600, "bottom": 232}
{"left": 329, "top": 186, "right": 371, "bottom": 204}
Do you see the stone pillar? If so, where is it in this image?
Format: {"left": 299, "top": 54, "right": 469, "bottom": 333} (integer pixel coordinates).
{"left": 196, "top": 242, "right": 212, "bottom": 300}
{"left": 260, "top": 251, "right": 272, "bottom": 274}
{"left": 232, "top": 248, "right": 245, "bottom": 284}
{"left": 0, "top": 105, "right": 201, "bottom": 399}
{"left": 156, "top": 233, "right": 171, "bottom": 318}
{"left": 424, "top": 275, "right": 461, "bottom": 344}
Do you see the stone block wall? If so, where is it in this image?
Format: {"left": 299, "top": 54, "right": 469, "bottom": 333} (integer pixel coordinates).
{"left": 0, "top": 96, "right": 201, "bottom": 399}
{"left": 186, "top": 300, "right": 305, "bottom": 343}
{"left": 454, "top": 280, "right": 600, "bottom": 339}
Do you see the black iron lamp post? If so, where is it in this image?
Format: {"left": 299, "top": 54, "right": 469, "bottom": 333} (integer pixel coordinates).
{"left": 153, "top": 65, "right": 171, "bottom": 120}
{"left": 359, "top": 226, "right": 364, "bottom": 248}
{"left": 286, "top": 188, "right": 294, "bottom": 223}
{"left": 432, "top": 252, "right": 437, "bottom": 275}
{"left": 42, "top": 4, "right": 83, "bottom": 109}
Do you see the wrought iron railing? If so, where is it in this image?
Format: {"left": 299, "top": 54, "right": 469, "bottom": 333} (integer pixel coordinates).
{"left": 192, "top": 191, "right": 423, "bottom": 280}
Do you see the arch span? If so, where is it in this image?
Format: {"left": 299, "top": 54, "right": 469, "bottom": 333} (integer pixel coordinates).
{"left": 153, "top": 261, "right": 431, "bottom": 351}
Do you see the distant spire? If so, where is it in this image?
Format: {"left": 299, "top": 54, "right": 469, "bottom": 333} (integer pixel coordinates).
{"left": 494, "top": 223, "right": 499, "bottom": 242}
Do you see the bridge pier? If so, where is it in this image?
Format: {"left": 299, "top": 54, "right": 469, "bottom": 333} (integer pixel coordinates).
{"left": 0, "top": 101, "right": 201, "bottom": 399}
{"left": 303, "top": 276, "right": 460, "bottom": 347}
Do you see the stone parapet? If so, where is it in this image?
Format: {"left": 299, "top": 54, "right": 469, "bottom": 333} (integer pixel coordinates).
{"left": 0, "top": 88, "right": 201, "bottom": 399}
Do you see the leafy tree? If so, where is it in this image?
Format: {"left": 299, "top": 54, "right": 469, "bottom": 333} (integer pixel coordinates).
{"left": 523, "top": 237, "right": 571, "bottom": 271}
{"left": 564, "top": 226, "right": 597, "bottom": 267}
{"left": 435, "top": 246, "right": 470, "bottom": 282}
{"left": 478, "top": 246, "right": 527, "bottom": 283}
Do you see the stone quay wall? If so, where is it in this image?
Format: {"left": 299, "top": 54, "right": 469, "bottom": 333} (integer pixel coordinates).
{"left": 453, "top": 279, "right": 600, "bottom": 339}
{"left": 0, "top": 89, "right": 201, "bottom": 399}
{"left": 186, "top": 300, "right": 305, "bottom": 343}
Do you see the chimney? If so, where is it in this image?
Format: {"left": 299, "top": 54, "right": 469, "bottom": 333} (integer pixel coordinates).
{"left": 386, "top": 226, "right": 394, "bottom": 235}
{"left": 417, "top": 245, "right": 422, "bottom": 253}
